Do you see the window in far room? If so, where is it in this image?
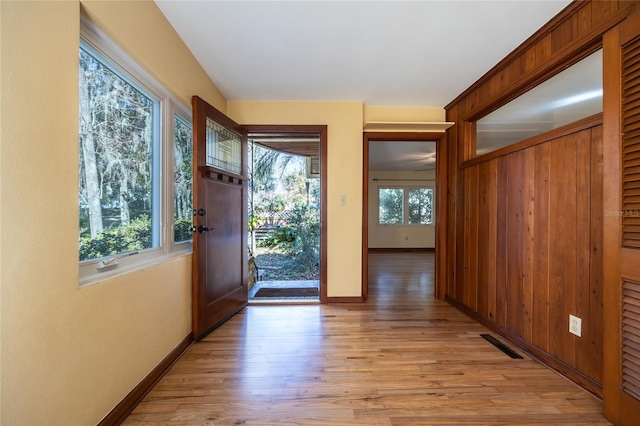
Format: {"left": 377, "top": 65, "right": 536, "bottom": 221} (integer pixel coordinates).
{"left": 379, "top": 186, "right": 433, "bottom": 226}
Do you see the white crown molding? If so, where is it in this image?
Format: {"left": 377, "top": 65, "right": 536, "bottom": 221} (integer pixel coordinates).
{"left": 363, "top": 121, "right": 455, "bottom": 133}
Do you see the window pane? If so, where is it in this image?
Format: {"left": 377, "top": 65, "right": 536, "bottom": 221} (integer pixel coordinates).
{"left": 206, "top": 118, "right": 241, "bottom": 174}
{"left": 79, "top": 47, "right": 158, "bottom": 261}
{"left": 174, "top": 115, "right": 193, "bottom": 243}
{"left": 408, "top": 188, "right": 433, "bottom": 225}
{"left": 379, "top": 188, "right": 404, "bottom": 224}
{"left": 476, "top": 49, "right": 602, "bottom": 156}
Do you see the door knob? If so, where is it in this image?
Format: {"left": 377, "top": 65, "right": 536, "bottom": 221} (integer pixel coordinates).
{"left": 198, "top": 225, "right": 211, "bottom": 233}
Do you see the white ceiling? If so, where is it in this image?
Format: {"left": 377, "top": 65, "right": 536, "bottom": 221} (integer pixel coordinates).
{"left": 369, "top": 141, "right": 437, "bottom": 171}
{"left": 155, "top": 0, "right": 572, "bottom": 108}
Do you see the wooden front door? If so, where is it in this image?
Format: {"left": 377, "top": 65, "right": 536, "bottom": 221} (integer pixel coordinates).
{"left": 192, "top": 96, "right": 248, "bottom": 339}
{"left": 603, "top": 9, "right": 640, "bottom": 424}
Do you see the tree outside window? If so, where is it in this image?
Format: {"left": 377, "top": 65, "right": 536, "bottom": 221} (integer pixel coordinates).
{"left": 379, "top": 187, "right": 433, "bottom": 226}
{"left": 408, "top": 188, "right": 433, "bottom": 225}
{"left": 174, "top": 115, "right": 193, "bottom": 243}
{"left": 379, "top": 188, "right": 404, "bottom": 224}
{"left": 78, "top": 45, "right": 159, "bottom": 261}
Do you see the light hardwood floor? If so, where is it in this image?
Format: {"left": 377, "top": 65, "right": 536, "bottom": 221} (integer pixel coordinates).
{"left": 124, "top": 251, "right": 610, "bottom": 425}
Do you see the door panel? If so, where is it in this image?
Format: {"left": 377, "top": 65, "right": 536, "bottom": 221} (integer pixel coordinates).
{"left": 205, "top": 180, "right": 243, "bottom": 301}
{"left": 192, "top": 96, "right": 248, "bottom": 339}
{"left": 603, "top": 9, "right": 640, "bottom": 424}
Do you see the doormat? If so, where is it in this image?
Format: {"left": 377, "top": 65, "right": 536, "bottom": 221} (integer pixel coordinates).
{"left": 254, "top": 287, "right": 319, "bottom": 298}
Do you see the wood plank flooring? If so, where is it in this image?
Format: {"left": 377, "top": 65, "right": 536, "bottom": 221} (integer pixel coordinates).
{"left": 124, "top": 251, "right": 610, "bottom": 425}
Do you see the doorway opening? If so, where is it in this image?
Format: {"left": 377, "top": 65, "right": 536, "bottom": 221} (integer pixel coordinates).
{"left": 362, "top": 132, "right": 447, "bottom": 301}
{"left": 246, "top": 126, "right": 327, "bottom": 303}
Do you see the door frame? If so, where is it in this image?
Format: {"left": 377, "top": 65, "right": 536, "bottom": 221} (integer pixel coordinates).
{"left": 244, "top": 124, "right": 328, "bottom": 304}
{"left": 362, "top": 132, "right": 448, "bottom": 301}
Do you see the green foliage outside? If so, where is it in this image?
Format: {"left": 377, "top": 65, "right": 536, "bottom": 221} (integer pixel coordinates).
{"left": 256, "top": 204, "right": 320, "bottom": 275}
{"left": 79, "top": 215, "right": 151, "bottom": 261}
{"left": 251, "top": 144, "right": 320, "bottom": 278}
{"left": 408, "top": 188, "right": 433, "bottom": 224}
{"left": 174, "top": 218, "right": 194, "bottom": 242}
{"left": 79, "top": 216, "right": 194, "bottom": 261}
{"left": 79, "top": 46, "right": 193, "bottom": 261}
{"left": 379, "top": 188, "right": 404, "bottom": 224}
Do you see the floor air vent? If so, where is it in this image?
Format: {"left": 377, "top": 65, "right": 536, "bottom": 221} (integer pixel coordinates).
{"left": 480, "top": 334, "right": 523, "bottom": 359}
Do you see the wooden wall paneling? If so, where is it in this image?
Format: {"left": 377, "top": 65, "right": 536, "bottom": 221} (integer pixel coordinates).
{"left": 508, "top": 53, "right": 525, "bottom": 86}
{"left": 577, "top": 2, "right": 593, "bottom": 38}
{"left": 495, "top": 156, "right": 509, "bottom": 328}
{"left": 447, "top": 106, "right": 459, "bottom": 298}
{"left": 435, "top": 132, "right": 449, "bottom": 300}
{"left": 466, "top": 90, "right": 479, "bottom": 115}
{"left": 578, "top": 125, "right": 604, "bottom": 383}
{"left": 589, "top": 125, "right": 604, "bottom": 384}
{"left": 455, "top": 166, "right": 466, "bottom": 302}
{"left": 447, "top": 123, "right": 460, "bottom": 297}
{"left": 478, "top": 84, "right": 491, "bottom": 111}
{"left": 488, "top": 159, "right": 498, "bottom": 323}
{"left": 506, "top": 150, "right": 526, "bottom": 338}
{"left": 575, "top": 128, "right": 594, "bottom": 377}
{"left": 548, "top": 134, "right": 579, "bottom": 368}
{"left": 521, "top": 45, "right": 537, "bottom": 74}
{"left": 523, "top": 147, "right": 536, "bottom": 342}
{"left": 551, "top": 13, "right": 578, "bottom": 54}
{"left": 592, "top": 0, "right": 619, "bottom": 27}
{"left": 462, "top": 168, "right": 471, "bottom": 305}
{"left": 468, "top": 165, "right": 480, "bottom": 311}
{"left": 477, "top": 161, "right": 491, "bottom": 318}
{"left": 534, "top": 34, "right": 553, "bottom": 69}
{"left": 533, "top": 142, "right": 551, "bottom": 352}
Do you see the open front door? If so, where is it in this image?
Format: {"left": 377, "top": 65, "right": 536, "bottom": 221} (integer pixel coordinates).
{"left": 603, "top": 9, "right": 640, "bottom": 425}
{"left": 192, "top": 96, "right": 248, "bottom": 339}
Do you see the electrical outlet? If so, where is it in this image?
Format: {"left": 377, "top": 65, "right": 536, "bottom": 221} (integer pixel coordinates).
{"left": 569, "top": 315, "right": 582, "bottom": 337}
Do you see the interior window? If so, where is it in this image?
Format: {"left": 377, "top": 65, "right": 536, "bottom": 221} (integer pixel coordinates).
{"left": 476, "top": 49, "right": 602, "bottom": 156}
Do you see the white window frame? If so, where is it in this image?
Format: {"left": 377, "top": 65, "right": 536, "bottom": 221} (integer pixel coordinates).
{"left": 79, "top": 17, "right": 192, "bottom": 287}
{"left": 171, "top": 108, "right": 194, "bottom": 249}
{"left": 377, "top": 185, "right": 435, "bottom": 227}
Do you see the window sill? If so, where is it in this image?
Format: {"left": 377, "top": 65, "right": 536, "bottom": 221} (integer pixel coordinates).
{"left": 79, "top": 246, "right": 192, "bottom": 288}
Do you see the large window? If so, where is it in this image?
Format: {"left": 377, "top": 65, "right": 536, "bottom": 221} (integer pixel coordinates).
{"left": 79, "top": 19, "right": 191, "bottom": 285}
{"left": 79, "top": 44, "right": 160, "bottom": 261}
{"left": 379, "top": 187, "right": 433, "bottom": 226}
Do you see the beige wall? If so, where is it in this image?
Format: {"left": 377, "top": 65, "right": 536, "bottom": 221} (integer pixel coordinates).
{"left": 368, "top": 170, "right": 436, "bottom": 248}
{"left": 364, "top": 106, "right": 445, "bottom": 123}
{"left": 0, "top": 1, "right": 223, "bottom": 424}
{"left": 228, "top": 101, "right": 364, "bottom": 298}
